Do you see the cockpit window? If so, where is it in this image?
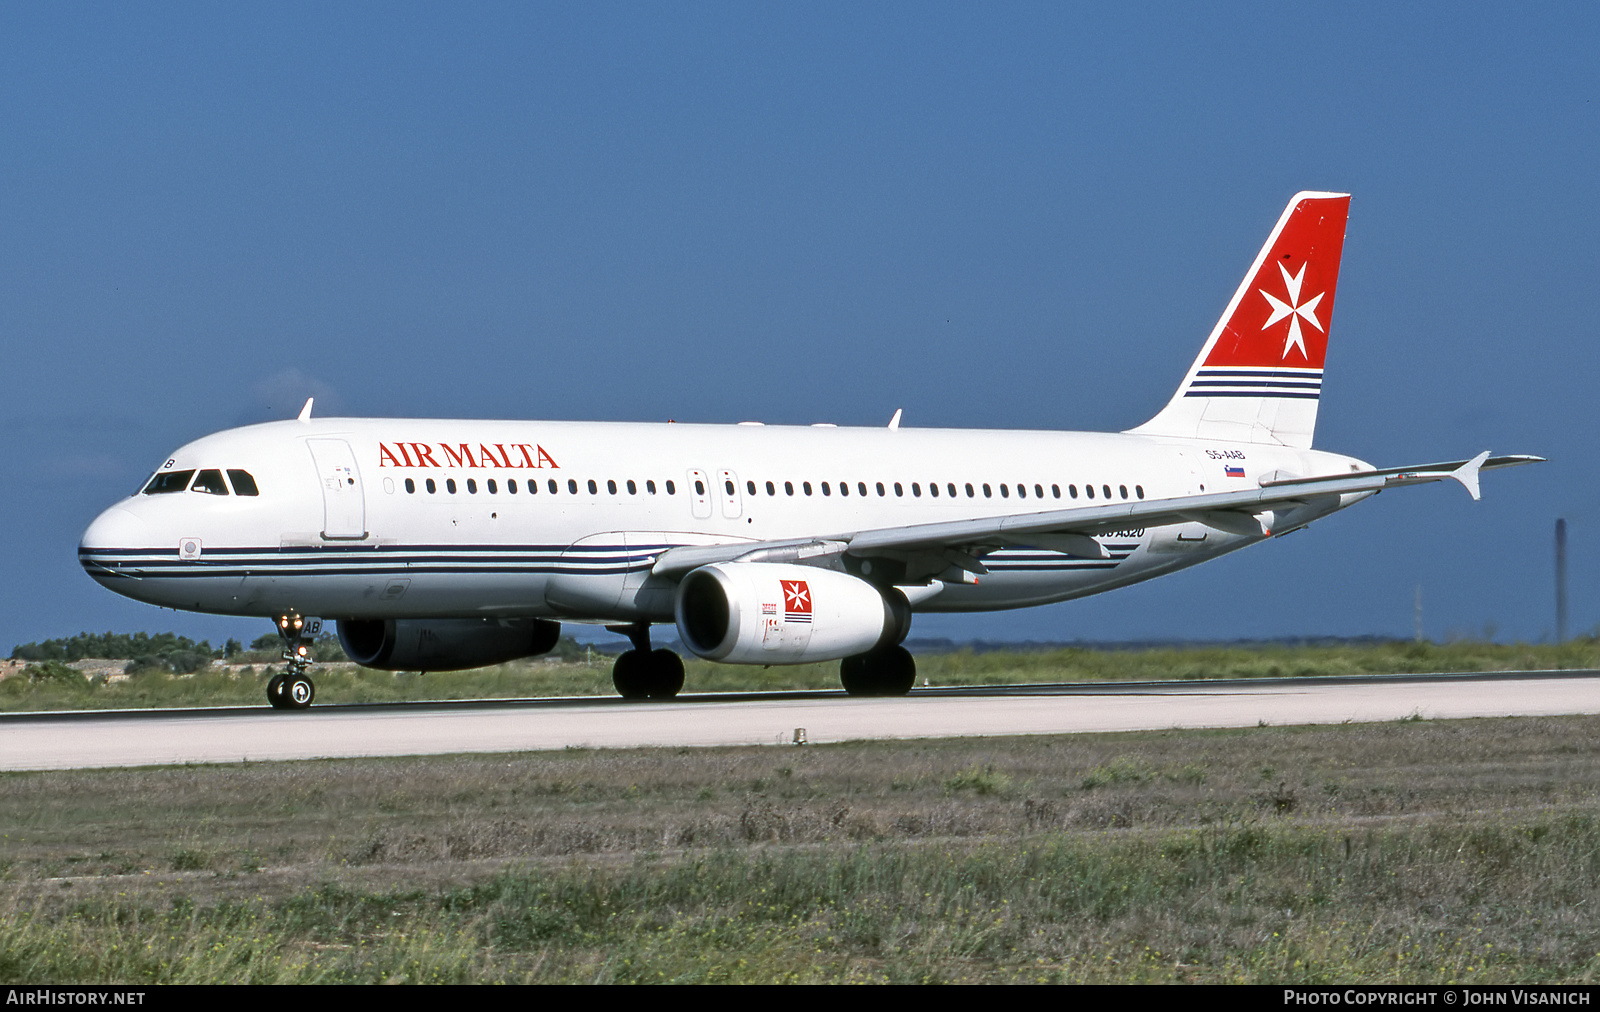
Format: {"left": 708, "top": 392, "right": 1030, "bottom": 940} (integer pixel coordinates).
{"left": 143, "top": 470, "right": 194, "bottom": 495}
{"left": 191, "top": 469, "right": 229, "bottom": 495}
{"left": 227, "top": 470, "right": 260, "bottom": 496}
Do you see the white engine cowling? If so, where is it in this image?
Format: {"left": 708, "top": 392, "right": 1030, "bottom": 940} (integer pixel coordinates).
{"left": 675, "top": 562, "right": 909, "bottom": 664}
{"left": 337, "top": 618, "right": 561, "bottom": 671}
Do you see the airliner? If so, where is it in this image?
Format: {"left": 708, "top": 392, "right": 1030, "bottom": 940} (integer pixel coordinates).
{"left": 79, "top": 192, "right": 1540, "bottom": 708}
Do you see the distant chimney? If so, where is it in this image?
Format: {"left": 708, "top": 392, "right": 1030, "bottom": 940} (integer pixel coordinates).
{"left": 1414, "top": 584, "right": 1423, "bottom": 643}
{"left": 1556, "top": 518, "right": 1568, "bottom": 644}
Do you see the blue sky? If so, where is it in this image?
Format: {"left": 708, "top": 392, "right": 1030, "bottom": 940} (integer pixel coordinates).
{"left": 3, "top": 4, "right": 1594, "bottom": 651}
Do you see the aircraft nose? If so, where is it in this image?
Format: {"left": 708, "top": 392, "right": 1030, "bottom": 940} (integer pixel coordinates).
{"left": 80, "top": 505, "right": 151, "bottom": 553}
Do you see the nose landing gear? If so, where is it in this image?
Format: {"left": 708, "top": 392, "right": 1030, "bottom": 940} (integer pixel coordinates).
{"left": 267, "top": 614, "right": 319, "bottom": 710}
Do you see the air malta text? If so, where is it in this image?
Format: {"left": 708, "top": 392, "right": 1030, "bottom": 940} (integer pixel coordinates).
{"left": 377, "top": 442, "right": 560, "bottom": 470}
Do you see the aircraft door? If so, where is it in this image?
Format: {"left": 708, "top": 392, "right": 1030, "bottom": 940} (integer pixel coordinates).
{"left": 687, "top": 469, "right": 713, "bottom": 520}
{"left": 306, "top": 438, "right": 368, "bottom": 540}
{"left": 718, "top": 469, "right": 743, "bottom": 519}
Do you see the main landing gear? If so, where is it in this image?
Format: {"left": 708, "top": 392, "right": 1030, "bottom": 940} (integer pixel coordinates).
{"left": 267, "top": 614, "right": 317, "bottom": 710}
{"left": 607, "top": 623, "right": 685, "bottom": 700}
{"left": 839, "top": 644, "right": 916, "bottom": 697}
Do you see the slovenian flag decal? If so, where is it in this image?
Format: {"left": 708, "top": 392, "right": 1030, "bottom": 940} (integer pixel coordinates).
{"left": 1225, "top": 465, "right": 1246, "bottom": 478}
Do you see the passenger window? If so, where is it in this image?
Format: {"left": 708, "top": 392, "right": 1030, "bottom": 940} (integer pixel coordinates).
{"left": 1136, "top": 485, "right": 1145, "bottom": 499}
{"left": 447, "top": 479, "right": 458, "bottom": 494}
{"left": 765, "top": 481, "right": 775, "bottom": 496}
{"left": 983, "top": 484, "right": 992, "bottom": 498}
{"left": 143, "top": 470, "right": 195, "bottom": 495}
{"left": 1086, "top": 485, "right": 1095, "bottom": 499}
{"left": 1000, "top": 484, "right": 1010, "bottom": 498}
{"left": 509, "top": 479, "right": 518, "bottom": 494}
{"left": 589, "top": 480, "right": 599, "bottom": 494}
{"left": 190, "top": 469, "right": 228, "bottom": 495}
{"left": 552, "top": 479, "right": 562, "bottom": 494}
{"left": 567, "top": 479, "right": 577, "bottom": 494}
{"left": 1051, "top": 484, "right": 1060, "bottom": 498}
{"left": 875, "top": 482, "right": 885, "bottom": 496}
{"left": 723, "top": 480, "right": 733, "bottom": 495}
{"left": 928, "top": 482, "right": 938, "bottom": 498}
{"left": 608, "top": 480, "right": 618, "bottom": 494}
{"left": 784, "top": 481, "right": 794, "bottom": 496}
{"left": 227, "top": 470, "right": 260, "bottom": 496}
{"left": 694, "top": 480, "right": 705, "bottom": 496}
{"left": 1120, "top": 485, "right": 1128, "bottom": 499}
{"left": 666, "top": 480, "right": 676, "bottom": 495}
{"left": 1069, "top": 484, "right": 1078, "bottom": 498}
{"left": 1103, "top": 485, "right": 1112, "bottom": 499}
{"left": 467, "top": 479, "right": 478, "bottom": 494}
{"left": 405, "top": 478, "right": 416, "bottom": 494}
{"left": 912, "top": 483, "right": 921, "bottom": 497}
{"left": 894, "top": 482, "right": 903, "bottom": 497}
{"left": 822, "top": 482, "right": 831, "bottom": 496}
{"left": 426, "top": 478, "right": 437, "bottom": 494}
{"left": 965, "top": 483, "right": 974, "bottom": 497}
{"left": 1036, "top": 484, "right": 1045, "bottom": 499}
{"left": 628, "top": 479, "right": 637, "bottom": 494}
{"left": 648, "top": 480, "right": 658, "bottom": 494}
{"left": 803, "top": 482, "right": 813, "bottom": 496}
{"left": 487, "top": 479, "right": 498, "bottom": 494}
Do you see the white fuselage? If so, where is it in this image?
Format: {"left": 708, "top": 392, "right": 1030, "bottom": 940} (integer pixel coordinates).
{"left": 78, "top": 417, "right": 1370, "bottom": 627}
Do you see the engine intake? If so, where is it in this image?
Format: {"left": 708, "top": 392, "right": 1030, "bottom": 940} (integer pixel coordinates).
{"left": 675, "top": 562, "right": 909, "bottom": 664}
{"left": 337, "top": 618, "right": 561, "bottom": 671}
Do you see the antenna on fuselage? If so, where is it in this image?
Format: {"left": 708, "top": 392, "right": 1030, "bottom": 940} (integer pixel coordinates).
{"left": 297, "top": 397, "right": 314, "bottom": 422}
{"left": 887, "top": 408, "right": 902, "bottom": 430}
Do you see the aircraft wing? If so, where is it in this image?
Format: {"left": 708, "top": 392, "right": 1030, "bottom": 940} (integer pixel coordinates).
{"left": 650, "top": 453, "right": 1543, "bottom": 579}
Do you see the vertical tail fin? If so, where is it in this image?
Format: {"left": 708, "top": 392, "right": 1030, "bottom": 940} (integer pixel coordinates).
{"left": 1128, "top": 191, "right": 1350, "bottom": 448}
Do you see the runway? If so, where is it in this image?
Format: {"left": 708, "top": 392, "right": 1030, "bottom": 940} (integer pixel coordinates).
{"left": 3, "top": 670, "right": 1599, "bottom": 771}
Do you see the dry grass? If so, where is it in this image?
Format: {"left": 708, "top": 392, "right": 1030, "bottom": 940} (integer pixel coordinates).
{"left": 3, "top": 637, "right": 1597, "bottom": 711}
{"left": 4, "top": 715, "right": 1600, "bottom": 981}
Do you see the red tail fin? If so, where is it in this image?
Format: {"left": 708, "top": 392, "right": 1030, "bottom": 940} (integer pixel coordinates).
{"left": 1129, "top": 192, "right": 1350, "bottom": 448}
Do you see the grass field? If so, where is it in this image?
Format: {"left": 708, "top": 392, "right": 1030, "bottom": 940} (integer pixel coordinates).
{"left": 4, "top": 715, "right": 1600, "bottom": 983}
{"left": 4, "top": 636, "right": 1598, "bottom": 711}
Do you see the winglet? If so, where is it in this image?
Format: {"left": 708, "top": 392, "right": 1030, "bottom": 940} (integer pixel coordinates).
{"left": 1451, "top": 451, "right": 1491, "bottom": 501}
{"left": 888, "top": 408, "right": 902, "bottom": 431}
{"left": 297, "top": 397, "right": 314, "bottom": 423}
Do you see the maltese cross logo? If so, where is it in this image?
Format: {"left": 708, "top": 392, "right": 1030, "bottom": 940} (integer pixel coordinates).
{"left": 781, "top": 579, "right": 811, "bottom": 615}
{"left": 1259, "top": 262, "right": 1325, "bottom": 361}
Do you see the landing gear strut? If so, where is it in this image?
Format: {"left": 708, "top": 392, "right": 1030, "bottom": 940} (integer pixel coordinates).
{"left": 607, "top": 623, "right": 686, "bottom": 700}
{"left": 840, "top": 644, "right": 916, "bottom": 697}
{"left": 267, "top": 614, "right": 318, "bottom": 710}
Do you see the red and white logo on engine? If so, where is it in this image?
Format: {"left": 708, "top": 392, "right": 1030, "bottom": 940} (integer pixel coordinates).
{"left": 781, "top": 579, "right": 812, "bottom": 623}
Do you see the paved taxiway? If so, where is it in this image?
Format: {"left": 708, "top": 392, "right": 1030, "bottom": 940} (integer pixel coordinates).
{"left": 4, "top": 670, "right": 1599, "bottom": 771}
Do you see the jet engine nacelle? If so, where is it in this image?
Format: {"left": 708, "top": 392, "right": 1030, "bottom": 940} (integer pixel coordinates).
{"left": 675, "top": 562, "right": 910, "bottom": 664}
{"left": 337, "top": 618, "right": 561, "bottom": 671}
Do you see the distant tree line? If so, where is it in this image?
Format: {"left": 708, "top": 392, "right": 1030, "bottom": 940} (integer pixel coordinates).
{"left": 15, "top": 629, "right": 629, "bottom": 673}
{"left": 10, "top": 631, "right": 243, "bottom": 675}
